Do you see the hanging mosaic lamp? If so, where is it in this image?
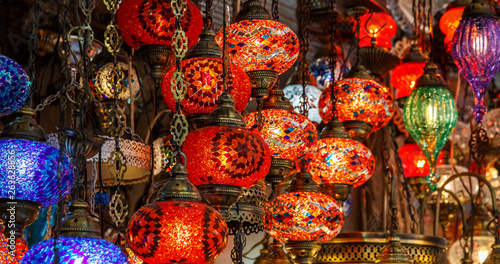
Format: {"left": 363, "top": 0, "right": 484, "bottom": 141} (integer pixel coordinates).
{"left": 390, "top": 45, "right": 429, "bottom": 99}
{"left": 403, "top": 63, "right": 457, "bottom": 191}
{"left": 318, "top": 65, "right": 394, "bottom": 141}
{"left": 0, "top": 55, "right": 30, "bottom": 117}
{"left": 0, "top": 107, "right": 74, "bottom": 240}
{"left": 182, "top": 92, "right": 271, "bottom": 216}
{"left": 309, "top": 56, "right": 350, "bottom": 90}
{"left": 117, "top": 0, "right": 203, "bottom": 81}
{"left": 304, "top": 118, "right": 375, "bottom": 203}
{"left": 245, "top": 86, "right": 317, "bottom": 185}
{"left": 162, "top": 23, "right": 251, "bottom": 127}
{"left": 440, "top": 0, "right": 469, "bottom": 49}
{"left": 356, "top": 12, "right": 401, "bottom": 77}
{"left": 91, "top": 61, "right": 141, "bottom": 102}
{"left": 451, "top": 0, "right": 500, "bottom": 123}
{"left": 283, "top": 68, "right": 323, "bottom": 123}
{"left": 22, "top": 201, "right": 128, "bottom": 263}
{"left": 127, "top": 163, "right": 228, "bottom": 264}
{"left": 0, "top": 229, "right": 28, "bottom": 264}
{"left": 217, "top": 0, "right": 299, "bottom": 98}
{"left": 266, "top": 167, "right": 344, "bottom": 264}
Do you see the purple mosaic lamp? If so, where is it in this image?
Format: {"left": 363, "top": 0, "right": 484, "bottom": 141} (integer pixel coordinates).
{"left": 21, "top": 201, "right": 128, "bottom": 264}
{"left": 0, "top": 55, "right": 30, "bottom": 117}
{"left": 451, "top": 0, "right": 500, "bottom": 123}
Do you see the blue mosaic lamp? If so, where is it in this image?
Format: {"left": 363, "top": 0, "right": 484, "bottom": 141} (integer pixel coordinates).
{"left": 22, "top": 201, "right": 129, "bottom": 264}
{"left": 0, "top": 55, "right": 30, "bottom": 117}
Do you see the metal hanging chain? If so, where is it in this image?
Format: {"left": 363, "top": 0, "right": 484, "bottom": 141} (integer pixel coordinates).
{"left": 354, "top": 15, "right": 362, "bottom": 66}
{"left": 231, "top": 204, "right": 247, "bottom": 264}
{"left": 387, "top": 124, "right": 418, "bottom": 233}
{"left": 27, "top": 0, "right": 41, "bottom": 106}
{"left": 389, "top": 167, "right": 399, "bottom": 234}
{"left": 297, "top": 0, "right": 311, "bottom": 117}
{"left": 169, "top": 0, "right": 190, "bottom": 156}
{"left": 328, "top": 0, "right": 338, "bottom": 117}
{"left": 272, "top": 0, "right": 279, "bottom": 21}
{"left": 222, "top": 1, "right": 230, "bottom": 93}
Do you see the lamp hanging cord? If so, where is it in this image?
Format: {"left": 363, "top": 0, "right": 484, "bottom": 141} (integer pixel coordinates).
{"left": 328, "top": 0, "right": 338, "bottom": 118}
{"left": 298, "top": 0, "right": 311, "bottom": 117}
{"left": 26, "top": 0, "right": 41, "bottom": 107}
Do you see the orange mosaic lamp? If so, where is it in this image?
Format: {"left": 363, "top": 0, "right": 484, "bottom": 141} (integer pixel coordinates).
{"left": 0, "top": 232, "right": 27, "bottom": 263}
{"left": 318, "top": 67, "right": 394, "bottom": 141}
{"left": 391, "top": 45, "right": 428, "bottom": 99}
{"left": 266, "top": 167, "right": 344, "bottom": 264}
{"left": 127, "top": 164, "right": 228, "bottom": 264}
{"left": 217, "top": 0, "right": 299, "bottom": 98}
{"left": 440, "top": 0, "right": 468, "bottom": 50}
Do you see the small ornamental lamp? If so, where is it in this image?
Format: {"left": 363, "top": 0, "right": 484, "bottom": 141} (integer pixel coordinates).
{"left": 162, "top": 22, "right": 251, "bottom": 128}
{"left": 218, "top": 0, "right": 299, "bottom": 98}
{"left": 127, "top": 163, "right": 228, "bottom": 263}
{"left": 390, "top": 45, "right": 429, "bottom": 99}
{"left": 451, "top": 0, "right": 500, "bottom": 123}
{"left": 304, "top": 118, "right": 375, "bottom": 203}
{"left": 0, "top": 107, "right": 74, "bottom": 239}
{"left": 403, "top": 63, "right": 457, "bottom": 191}
{"left": 266, "top": 166, "right": 344, "bottom": 264}
{"left": 245, "top": 86, "right": 317, "bottom": 185}
{"left": 117, "top": 0, "right": 203, "bottom": 82}
{"left": 182, "top": 92, "right": 272, "bottom": 217}
{"left": 0, "top": 55, "right": 30, "bottom": 117}
{"left": 21, "top": 201, "right": 128, "bottom": 263}
{"left": 283, "top": 69, "right": 323, "bottom": 124}
{"left": 318, "top": 65, "right": 394, "bottom": 141}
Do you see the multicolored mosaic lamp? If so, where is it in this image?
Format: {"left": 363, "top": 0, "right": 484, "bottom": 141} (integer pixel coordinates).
{"left": 451, "top": 0, "right": 500, "bottom": 123}
{"left": 318, "top": 65, "right": 394, "bottom": 141}
{"left": 182, "top": 92, "right": 271, "bottom": 216}
{"left": 91, "top": 61, "right": 141, "bottom": 102}
{"left": 309, "top": 56, "right": 350, "bottom": 90}
{"left": 127, "top": 163, "right": 228, "bottom": 264}
{"left": 218, "top": 0, "right": 299, "bottom": 98}
{"left": 117, "top": 0, "right": 203, "bottom": 80}
{"left": 266, "top": 167, "right": 344, "bottom": 264}
{"left": 391, "top": 45, "right": 428, "bottom": 99}
{"left": 0, "top": 230, "right": 28, "bottom": 264}
{"left": 0, "top": 55, "right": 30, "bottom": 117}
{"left": 162, "top": 24, "right": 251, "bottom": 127}
{"left": 403, "top": 63, "right": 457, "bottom": 191}
{"left": 22, "top": 201, "right": 128, "bottom": 264}
{"left": 304, "top": 119, "right": 375, "bottom": 203}
{"left": 245, "top": 87, "right": 317, "bottom": 185}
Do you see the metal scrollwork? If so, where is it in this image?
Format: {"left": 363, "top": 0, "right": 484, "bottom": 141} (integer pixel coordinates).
{"left": 469, "top": 125, "right": 489, "bottom": 164}
{"left": 104, "top": 23, "right": 123, "bottom": 54}
{"left": 109, "top": 192, "right": 129, "bottom": 228}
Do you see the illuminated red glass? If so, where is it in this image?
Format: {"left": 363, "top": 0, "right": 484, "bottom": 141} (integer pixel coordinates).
{"left": 162, "top": 57, "right": 251, "bottom": 114}
{"left": 182, "top": 126, "right": 271, "bottom": 188}
{"left": 440, "top": 6, "right": 466, "bottom": 36}
{"left": 217, "top": 19, "right": 299, "bottom": 74}
{"left": 266, "top": 192, "right": 344, "bottom": 242}
{"left": 245, "top": 109, "right": 318, "bottom": 161}
{"left": 116, "top": 0, "right": 203, "bottom": 49}
{"left": 399, "top": 143, "right": 444, "bottom": 178}
{"left": 305, "top": 137, "right": 375, "bottom": 187}
{"left": 127, "top": 200, "right": 228, "bottom": 264}
{"left": 358, "top": 12, "right": 397, "bottom": 45}
{"left": 0, "top": 233, "right": 27, "bottom": 263}
{"left": 391, "top": 61, "right": 427, "bottom": 98}
{"left": 318, "top": 78, "right": 394, "bottom": 132}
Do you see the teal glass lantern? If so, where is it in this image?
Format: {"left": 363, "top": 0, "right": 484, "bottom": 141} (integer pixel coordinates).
{"left": 403, "top": 63, "right": 457, "bottom": 191}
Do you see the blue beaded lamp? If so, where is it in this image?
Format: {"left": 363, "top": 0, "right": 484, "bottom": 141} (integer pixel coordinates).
{"left": 22, "top": 201, "right": 128, "bottom": 263}
{"left": 0, "top": 55, "right": 30, "bottom": 117}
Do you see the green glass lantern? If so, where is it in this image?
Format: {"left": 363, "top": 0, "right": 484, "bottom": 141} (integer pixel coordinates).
{"left": 403, "top": 63, "right": 457, "bottom": 191}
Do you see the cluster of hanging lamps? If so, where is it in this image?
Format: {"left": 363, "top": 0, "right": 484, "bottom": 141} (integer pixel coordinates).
{"left": 0, "top": 55, "right": 30, "bottom": 117}
{"left": 403, "top": 63, "right": 458, "bottom": 191}
{"left": 218, "top": 0, "right": 299, "bottom": 98}
{"left": 318, "top": 66, "right": 394, "bottom": 141}
{"left": 439, "top": 0, "right": 469, "bottom": 50}
{"left": 391, "top": 45, "right": 429, "bottom": 99}
{"left": 451, "top": 0, "right": 500, "bottom": 123}
{"left": 266, "top": 166, "right": 344, "bottom": 264}
{"left": 116, "top": 0, "right": 203, "bottom": 81}
{"left": 162, "top": 19, "right": 251, "bottom": 127}
{"left": 22, "top": 201, "right": 128, "bottom": 263}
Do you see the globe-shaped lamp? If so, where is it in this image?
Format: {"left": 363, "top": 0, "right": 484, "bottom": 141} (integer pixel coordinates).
{"left": 359, "top": 12, "right": 397, "bottom": 42}
{"left": 0, "top": 55, "right": 30, "bottom": 117}
{"left": 91, "top": 61, "right": 141, "bottom": 102}
{"left": 309, "top": 56, "right": 350, "bottom": 90}
{"left": 403, "top": 63, "right": 457, "bottom": 191}
{"left": 0, "top": 231, "right": 27, "bottom": 264}
{"left": 390, "top": 45, "right": 428, "bottom": 98}
{"left": 451, "top": 1, "right": 500, "bottom": 123}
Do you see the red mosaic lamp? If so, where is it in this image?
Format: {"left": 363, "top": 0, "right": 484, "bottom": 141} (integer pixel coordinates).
{"left": 318, "top": 65, "right": 394, "bottom": 142}
{"left": 440, "top": 0, "right": 469, "bottom": 50}
{"left": 0, "top": 230, "right": 28, "bottom": 264}
{"left": 266, "top": 167, "right": 344, "bottom": 264}
{"left": 117, "top": 0, "right": 203, "bottom": 81}
{"left": 162, "top": 21, "right": 251, "bottom": 128}
{"left": 127, "top": 163, "right": 228, "bottom": 264}
{"left": 217, "top": 0, "right": 299, "bottom": 98}
{"left": 304, "top": 118, "right": 375, "bottom": 203}
{"left": 245, "top": 86, "right": 318, "bottom": 185}
{"left": 391, "top": 45, "right": 429, "bottom": 99}
{"left": 358, "top": 12, "right": 397, "bottom": 44}
{"left": 182, "top": 92, "right": 272, "bottom": 217}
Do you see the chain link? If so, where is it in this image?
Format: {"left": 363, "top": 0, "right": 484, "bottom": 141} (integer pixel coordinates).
{"left": 271, "top": 0, "right": 279, "bottom": 21}
{"left": 169, "top": 0, "right": 190, "bottom": 147}
{"left": 297, "top": 0, "right": 311, "bottom": 117}
{"left": 27, "top": 0, "right": 41, "bottom": 101}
